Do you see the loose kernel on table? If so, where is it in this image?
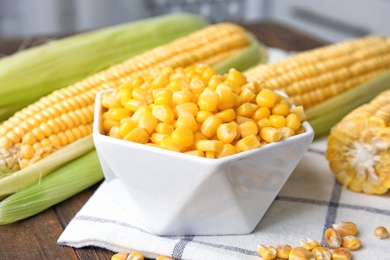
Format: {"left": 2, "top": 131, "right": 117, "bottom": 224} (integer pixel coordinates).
{"left": 299, "top": 237, "right": 319, "bottom": 251}
{"left": 311, "top": 246, "right": 331, "bottom": 260}
{"left": 324, "top": 227, "right": 342, "bottom": 248}
{"left": 341, "top": 235, "right": 361, "bottom": 250}
{"left": 331, "top": 247, "right": 352, "bottom": 260}
{"left": 374, "top": 226, "right": 389, "bottom": 239}
{"left": 332, "top": 221, "right": 358, "bottom": 237}
{"left": 257, "top": 244, "right": 277, "bottom": 260}
{"left": 288, "top": 246, "right": 315, "bottom": 260}
{"left": 275, "top": 244, "right": 292, "bottom": 259}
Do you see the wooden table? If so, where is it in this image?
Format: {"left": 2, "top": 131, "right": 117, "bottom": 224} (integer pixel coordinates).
{"left": 0, "top": 20, "right": 325, "bottom": 259}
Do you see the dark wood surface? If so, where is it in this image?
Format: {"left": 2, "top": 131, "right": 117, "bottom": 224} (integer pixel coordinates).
{"left": 0, "top": 19, "right": 325, "bottom": 260}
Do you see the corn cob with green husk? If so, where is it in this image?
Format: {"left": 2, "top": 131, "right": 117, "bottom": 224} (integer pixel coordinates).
{"left": 0, "top": 150, "right": 103, "bottom": 224}
{"left": 244, "top": 35, "right": 390, "bottom": 137}
{"left": 326, "top": 89, "right": 390, "bottom": 195}
{"left": 0, "top": 13, "right": 209, "bottom": 122}
{"left": 0, "top": 22, "right": 267, "bottom": 199}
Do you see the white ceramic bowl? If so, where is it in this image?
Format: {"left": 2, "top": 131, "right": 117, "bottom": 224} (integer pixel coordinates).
{"left": 93, "top": 90, "right": 314, "bottom": 236}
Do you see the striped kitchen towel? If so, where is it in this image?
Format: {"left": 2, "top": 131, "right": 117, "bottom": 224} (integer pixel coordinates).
{"left": 57, "top": 136, "right": 390, "bottom": 260}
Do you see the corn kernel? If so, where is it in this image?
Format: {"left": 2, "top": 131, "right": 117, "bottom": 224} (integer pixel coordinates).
{"left": 127, "top": 251, "right": 144, "bottom": 260}
{"left": 239, "top": 120, "right": 258, "bottom": 138}
{"left": 374, "top": 226, "right": 389, "bottom": 239}
{"left": 227, "top": 68, "right": 247, "bottom": 87}
{"left": 156, "top": 255, "right": 174, "bottom": 260}
{"left": 123, "top": 128, "right": 149, "bottom": 144}
{"left": 260, "top": 127, "right": 282, "bottom": 143}
{"left": 201, "top": 115, "right": 223, "bottom": 138}
{"left": 171, "top": 125, "right": 194, "bottom": 148}
{"left": 236, "top": 102, "right": 258, "bottom": 117}
{"left": 252, "top": 107, "right": 271, "bottom": 121}
{"left": 215, "top": 108, "right": 236, "bottom": 122}
{"left": 198, "top": 91, "right": 219, "bottom": 112}
{"left": 217, "top": 123, "right": 237, "bottom": 144}
{"left": 111, "top": 252, "right": 128, "bottom": 260}
{"left": 177, "top": 111, "right": 198, "bottom": 132}
{"left": 311, "top": 246, "right": 331, "bottom": 260}
{"left": 150, "top": 133, "right": 168, "bottom": 144}
{"left": 256, "top": 89, "right": 277, "bottom": 108}
{"left": 286, "top": 113, "right": 301, "bottom": 131}
{"left": 239, "top": 87, "right": 256, "bottom": 103}
{"left": 216, "top": 87, "right": 236, "bottom": 110}
{"left": 172, "top": 87, "right": 192, "bottom": 104}
{"left": 190, "top": 75, "right": 206, "bottom": 94}
{"left": 269, "top": 114, "right": 286, "bottom": 128}
{"left": 272, "top": 102, "right": 290, "bottom": 116}
{"left": 332, "top": 221, "right": 358, "bottom": 237}
{"left": 300, "top": 237, "right": 319, "bottom": 251}
{"left": 289, "top": 246, "right": 315, "bottom": 260}
{"left": 341, "top": 235, "right": 361, "bottom": 250}
{"left": 257, "top": 244, "right": 277, "bottom": 260}
{"left": 275, "top": 244, "right": 292, "bottom": 259}
{"left": 331, "top": 247, "right": 352, "bottom": 260}
{"left": 196, "top": 140, "right": 223, "bottom": 152}
{"left": 196, "top": 110, "right": 213, "bottom": 124}
{"left": 216, "top": 143, "right": 237, "bottom": 158}
{"left": 324, "top": 227, "right": 342, "bottom": 248}
{"left": 236, "top": 135, "right": 261, "bottom": 152}
{"left": 160, "top": 136, "right": 183, "bottom": 152}
{"left": 155, "top": 122, "right": 174, "bottom": 135}
{"left": 175, "top": 102, "right": 199, "bottom": 117}
{"left": 152, "top": 104, "right": 175, "bottom": 124}
{"left": 138, "top": 112, "right": 158, "bottom": 135}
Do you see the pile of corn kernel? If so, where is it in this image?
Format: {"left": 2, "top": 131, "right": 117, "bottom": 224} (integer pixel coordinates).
{"left": 101, "top": 64, "right": 306, "bottom": 158}
{"left": 257, "top": 222, "right": 389, "bottom": 260}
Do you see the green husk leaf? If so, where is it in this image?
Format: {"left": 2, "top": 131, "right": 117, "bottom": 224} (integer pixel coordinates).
{"left": 0, "top": 151, "right": 103, "bottom": 225}
{"left": 0, "top": 13, "right": 208, "bottom": 122}
{"left": 306, "top": 71, "right": 390, "bottom": 138}
{"left": 0, "top": 135, "right": 94, "bottom": 198}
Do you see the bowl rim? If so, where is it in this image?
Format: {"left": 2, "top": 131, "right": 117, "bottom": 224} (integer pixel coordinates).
{"left": 93, "top": 90, "right": 315, "bottom": 164}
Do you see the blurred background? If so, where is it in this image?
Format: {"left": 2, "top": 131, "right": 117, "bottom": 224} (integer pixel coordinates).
{"left": 0, "top": 0, "right": 389, "bottom": 43}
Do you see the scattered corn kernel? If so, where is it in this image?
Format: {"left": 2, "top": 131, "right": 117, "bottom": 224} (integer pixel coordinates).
{"left": 111, "top": 252, "right": 128, "bottom": 260}
{"left": 275, "top": 244, "right": 292, "bottom": 259}
{"left": 156, "top": 256, "right": 174, "bottom": 260}
{"left": 331, "top": 247, "right": 352, "bottom": 260}
{"left": 127, "top": 251, "right": 144, "bottom": 260}
{"left": 300, "top": 237, "right": 319, "bottom": 251}
{"left": 311, "top": 247, "right": 331, "bottom": 260}
{"left": 257, "top": 244, "right": 277, "bottom": 260}
{"left": 374, "top": 226, "right": 389, "bottom": 239}
{"left": 332, "top": 221, "right": 358, "bottom": 237}
{"left": 288, "top": 246, "right": 315, "bottom": 260}
{"left": 324, "top": 227, "right": 342, "bottom": 248}
{"left": 341, "top": 235, "right": 361, "bottom": 250}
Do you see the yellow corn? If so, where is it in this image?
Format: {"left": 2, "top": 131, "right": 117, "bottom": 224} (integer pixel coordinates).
{"left": 288, "top": 246, "right": 315, "bottom": 260}
{"left": 245, "top": 36, "right": 390, "bottom": 110}
{"left": 374, "top": 226, "right": 389, "bottom": 239}
{"left": 311, "top": 247, "right": 331, "bottom": 260}
{"left": 324, "top": 227, "right": 342, "bottom": 248}
{"left": 257, "top": 244, "right": 277, "bottom": 260}
{"left": 244, "top": 36, "right": 390, "bottom": 137}
{"left": 98, "top": 64, "right": 305, "bottom": 159}
{"left": 325, "top": 89, "right": 390, "bottom": 194}
{"left": 299, "top": 237, "right": 319, "bottom": 251}
{"left": 331, "top": 247, "right": 352, "bottom": 260}
{"left": 332, "top": 221, "right": 358, "bottom": 237}
{"left": 0, "top": 23, "right": 257, "bottom": 175}
{"left": 341, "top": 235, "right": 361, "bottom": 250}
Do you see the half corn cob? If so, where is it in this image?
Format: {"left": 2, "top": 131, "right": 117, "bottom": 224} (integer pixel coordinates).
{"left": 0, "top": 22, "right": 266, "bottom": 196}
{"left": 325, "top": 89, "right": 390, "bottom": 195}
{"left": 244, "top": 36, "right": 390, "bottom": 136}
{"left": 0, "top": 13, "right": 209, "bottom": 122}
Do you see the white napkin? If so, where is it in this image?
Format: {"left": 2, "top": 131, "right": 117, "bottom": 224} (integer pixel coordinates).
{"left": 57, "top": 137, "right": 390, "bottom": 260}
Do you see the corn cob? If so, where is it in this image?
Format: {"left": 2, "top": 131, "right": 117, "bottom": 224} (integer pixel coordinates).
{"left": 0, "top": 13, "right": 209, "bottom": 122}
{"left": 0, "top": 23, "right": 266, "bottom": 186}
{"left": 244, "top": 36, "right": 390, "bottom": 125}
{"left": 325, "top": 89, "right": 390, "bottom": 195}
{"left": 0, "top": 150, "right": 103, "bottom": 224}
